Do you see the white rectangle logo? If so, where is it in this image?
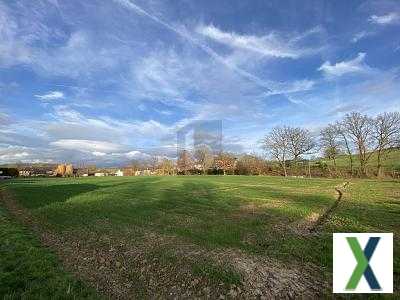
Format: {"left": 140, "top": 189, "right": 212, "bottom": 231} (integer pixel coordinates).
{"left": 333, "top": 233, "right": 393, "bottom": 293}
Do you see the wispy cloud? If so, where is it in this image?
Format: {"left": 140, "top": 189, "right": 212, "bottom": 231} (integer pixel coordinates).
{"left": 50, "top": 139, "right": 124, "bottom": 153}
{"left": 369, "top": 12, "right": 400, "bottom": 25}
{"left": 0, "top": 2, "right": 33, "bottom": 67}
{"left": 351, "top": 31, "right": 373, "bottom": 43}
{"left": 196, "top": 24, "right": 313, "bottom": 59}
{"left": 35, "top": 90, "right": 64, "bottom": 101}
{"left": 264, "top": 79, "right": 315, "bottom": 96}
{"left": 0, "top": 145, "right": 30, "bottom": 162}
{"left": 0, "top": 112, "right": 9, "bottom": 125}
{"left": 318, "top": 52, "right": 371, "bottom": 77}
{"left": 113, "top": 0, "right": 272, "bottom": 91}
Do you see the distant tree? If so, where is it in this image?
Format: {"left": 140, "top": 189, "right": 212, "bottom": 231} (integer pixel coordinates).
{"left": 373, "top": 112, "right": 400, "bottom": 177}
{"left": 236, "top": 154, "right": 265, "bottom": 175}
{"left": 334, "top": 121, "right": 354, "bottom": 175}
{"left": 177, "top": 150, "right": 194, "bottom": 175}
{"left": 0, "top": 168, "right": 18, "bottom": 177}
{"left": 194, "top": 146, "right": 214, "bottom": 174}
{"left": 65, "top": 164, "right": 74, "bottom": 177}
{"left": 214, "top": 152, "right": 236, "bottom": 175}
{"left": 148, "top": 156, "right": 159, "bottom": 172}
{"left": 130, "top": 159, "right": 144, "bottom": 172}
{"left": 320, "top": 124, "right": 342, "bottom": 171}
{"left": 159, "top": 158, "right": 175, "bottom": 175}
{"left": 262, "top": 127, "right": 290, "bottom": 176}
{"left": 343, "top": 112, "right": 375, "bottom": 176}
{"left": 55, "top": 164, "right": 66, "bottom": 177}
{"left": 286, "top": 127, "right": 316, "bottom": 163}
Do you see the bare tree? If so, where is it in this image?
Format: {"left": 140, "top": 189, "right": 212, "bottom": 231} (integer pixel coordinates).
{"left": 343, "top": 112, "right": 375, "bottom": 176}
{"left": 194, "top": 146, "right": 214, "bottom": 174}
{"left": 263, "top": 127, "right": 290, "bottom": 176}
{"left": 286, "top": 127, "right": 316, "bottom": 162}
{"left": 334, "top": 121, "right": 355, "bottom": 176}
{"left": 177, "top": 150, "right": 194, "bottom": 175}
{"left": 148, "top": 155, "right": 159, "bottom": 172}
{"left": 320, "top": 124, "right": 342, "bottom": 172}
{"left": 373, "top": 112, "right": 400, "bottom": 177}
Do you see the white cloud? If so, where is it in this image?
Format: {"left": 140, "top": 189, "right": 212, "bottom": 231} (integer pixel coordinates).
{"left": 318, "top": 53, "right": 370, "bottom": 77}
{"left": 196, "top": 24, "right": 316, "bottom": 59}
{"left": 369, "top": 13, "right": 400, "bottom": 25}
{"left": 92, "top": 151, "right": 106, "bottom": 157}
{"left": 124, "top": 150, "right": 151, "bottom": 160}
{"left": 50, "top": 139, "right": 124, "bottom": 153}
{"left": 351, "top": 31, "right": 373, "bottom": 43}
{"left": 0, "top": 145, "right": 31, "bottom": 163}
{"left": 35, "top": 91, "right": 64, "bottom": 101}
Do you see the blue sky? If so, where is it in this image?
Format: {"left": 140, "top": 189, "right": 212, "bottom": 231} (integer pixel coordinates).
{"left": 1, "top": 0, "right": 400, "bottom": 165}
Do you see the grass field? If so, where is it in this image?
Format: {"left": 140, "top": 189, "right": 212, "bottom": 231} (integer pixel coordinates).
{"left": 0, "top": 201, "right": 99, "bottom": 299}
{"left": 320, "top": 148, "right": 400, "bottom": 171}
{"left": 0, "top": 176, "right": 399, "bottom": 298}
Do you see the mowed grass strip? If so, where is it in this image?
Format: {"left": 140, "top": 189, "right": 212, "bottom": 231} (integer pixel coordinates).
{"left": 3, "top": 176, "right": 400, "bottom": 293}
{"left": 0, "top": 204, "right": 99, "bottom": 299}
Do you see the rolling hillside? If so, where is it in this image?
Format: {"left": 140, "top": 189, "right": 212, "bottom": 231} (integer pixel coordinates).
{"left": 319, "top": 148, "right": 400, "bottom": 171}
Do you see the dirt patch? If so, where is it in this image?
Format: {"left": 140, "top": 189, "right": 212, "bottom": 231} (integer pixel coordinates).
{"left": 293, "top": 182, "right": 349, "bottom": 235}
{"left": 1, "top": 187, "right": 329, "bottom": 299}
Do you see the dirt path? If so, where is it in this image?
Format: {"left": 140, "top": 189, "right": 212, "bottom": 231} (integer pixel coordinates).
{"left": 0, "top": 187, "right": 330, "bottom": 299}
{"left": 293, "top": 181, "right": 349, "bottom": 235}
{"left": 308, "top": 181, "right": 349, "bottom": 233}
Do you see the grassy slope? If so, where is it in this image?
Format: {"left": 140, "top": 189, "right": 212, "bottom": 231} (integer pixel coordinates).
{"left": 320, "top": 148, "right": 400, "bottom": 170}
{"left": 0, "top": 201, "right": 99, "bottom": 299}
{"left": 2, "top": 176, "right": 399, "bottom": 296}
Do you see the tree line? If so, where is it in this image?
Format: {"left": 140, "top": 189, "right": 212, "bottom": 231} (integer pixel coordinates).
{"left": 263, "top": 111, "right": 400, "bottom": 177}
{"left": 125, "top": 111, "right": 399, "bottom": 178}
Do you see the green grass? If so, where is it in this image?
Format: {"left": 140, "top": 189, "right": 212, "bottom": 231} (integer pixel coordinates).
{"left": 320, "top": 148, "right": 400, "bottom": 171}
{"left": 1, "top": 176, "right": 399, "bottom": 296}
{"left": 0, "top": 203, "right": 99, "bottom": 299}
{"left": 191, "top": 260, "right": 242, "bottom": 286}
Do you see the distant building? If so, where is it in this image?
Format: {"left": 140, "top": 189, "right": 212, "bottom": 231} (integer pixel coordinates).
{"left": 94, "top": 172, "right": 105, "bottom": 177}
{"left": 115, "top": 169, "right": 123, "bottom": 176}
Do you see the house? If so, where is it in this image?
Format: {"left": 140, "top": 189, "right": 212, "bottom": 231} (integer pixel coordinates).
{"left": 115, "top": 169, "right": 123, "bottom": 176}
{"left": 94, "top": 172, "right": 105, "bottom": 177}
